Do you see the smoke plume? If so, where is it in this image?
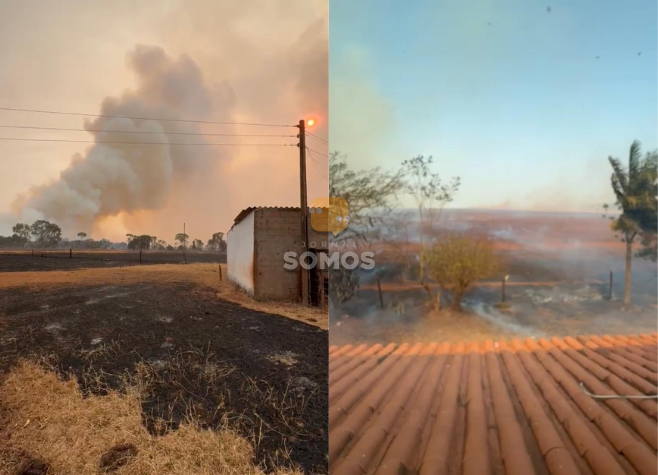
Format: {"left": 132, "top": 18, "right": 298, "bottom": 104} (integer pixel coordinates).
{"left": 17, "top": 45, "right": 232, "bottom": 233}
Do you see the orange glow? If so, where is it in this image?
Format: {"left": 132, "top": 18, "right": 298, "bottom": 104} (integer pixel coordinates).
{"left": 306, "top": 118, "right": 315, "bottom": 127}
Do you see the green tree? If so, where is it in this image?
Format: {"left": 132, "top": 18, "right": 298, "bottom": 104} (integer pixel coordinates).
{"left": 77, "top": 232, "right": 87, "bottom": 240}
{"left": 328, "top": 153, "right": 405, "bottom": 310}
{"left": 329, "top": 152, "right": 404, "bottom": 244}
{"left": 127, "top": 234, "right": 153, "bottom": 250}
{"left": 175, "top": 233, "right": 189, "bottom": 248}
{"left": 425, "top": 235, "right": 500, "bottom": 313}
{"left": 607, "top": 141, "right": 658, "bottom": 305}
{"left": 12, "top": 223, "right": 31, "bottom": 246}
{"left": 30, "top": 220, "right": 62, "bottom": 248}
{"left": 207, "top": 232, "right": 226, "bottom": 252}
{"left": 401, "top": 155, "right": 460, "bottom": 282}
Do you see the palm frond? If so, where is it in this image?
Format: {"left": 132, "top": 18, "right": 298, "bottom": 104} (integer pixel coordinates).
{"left": 628, "top": 140, "right": 642, "bottom": 184}
{"left": 608, "top": 156, "right": 628, "bottom": 204}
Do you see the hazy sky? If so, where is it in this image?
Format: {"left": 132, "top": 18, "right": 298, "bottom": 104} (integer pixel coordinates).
{"left": 330, "top": 0, "right": 657, "bottom": 212}
{"left": 0, "top": 0, "right": 328, "bottom": 241}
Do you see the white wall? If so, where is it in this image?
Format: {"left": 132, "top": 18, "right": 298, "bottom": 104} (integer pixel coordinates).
{"left": 227, "top": 210, "right": 255, "bottom": 295}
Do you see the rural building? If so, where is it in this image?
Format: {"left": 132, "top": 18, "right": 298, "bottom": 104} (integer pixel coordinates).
{"left": 227, "top": 207, "right": 329, "bottom": 306}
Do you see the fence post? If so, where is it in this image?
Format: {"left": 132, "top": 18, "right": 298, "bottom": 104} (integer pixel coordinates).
{"left": 70, "top": 248, "right": 72, "bottom": 259}
{"left": 140, "top": 250, "right": 142, "bottom": 263}
{"left": 377, "top": 277, "right": 384, "bottom": 308}
{"left": 219, "top": 264, "right": 223, "bottom": 281}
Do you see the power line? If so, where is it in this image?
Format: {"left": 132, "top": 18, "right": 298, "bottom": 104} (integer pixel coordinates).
{"left": 306, "top": 147, "right": 328, "bottom": 180}
{"left": 0, "top": 124, "right": 296, "bottom": 137}
{"left": 0, "top": 137, "right": 295, "bottom": 146}
{"left": 0, "top": 106, "right": 295, "bottom": 128}
{"left": 307, "top": 131, "right": 328, "bottom": 144}
{"left": 307, "top": 146, "right": 328, "bottom": 158}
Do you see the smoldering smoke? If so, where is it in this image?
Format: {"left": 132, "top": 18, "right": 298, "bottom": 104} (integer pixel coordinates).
{"left": 16, "top": 44, "right": 235, "bottom": 233}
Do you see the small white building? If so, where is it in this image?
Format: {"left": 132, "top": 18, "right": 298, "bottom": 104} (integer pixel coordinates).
{"left": 227, "top": 207, "right": 328, "bottom": 304}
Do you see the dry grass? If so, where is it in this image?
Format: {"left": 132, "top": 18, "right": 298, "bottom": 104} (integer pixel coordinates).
{"left": 217, "top": 280, "right": 327, "bottom": 330}
{"left": 0, "top": 263, "right": 327, "bottom": 329}
{"left": 0, "top": 361, "right": 302, "bottom": 475}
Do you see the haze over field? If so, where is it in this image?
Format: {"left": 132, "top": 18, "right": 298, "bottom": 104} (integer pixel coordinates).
{"left": 0, "top": 0, "right": 328, "bottom": 242}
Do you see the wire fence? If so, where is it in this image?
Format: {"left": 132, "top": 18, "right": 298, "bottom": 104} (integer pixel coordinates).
{"left": 0, "top": 248, "right": 226, "bottom": 266}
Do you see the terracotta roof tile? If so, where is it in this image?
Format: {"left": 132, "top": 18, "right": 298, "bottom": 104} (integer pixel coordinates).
{"left": 329, "top": 334, "right": 658, "bottom": 475}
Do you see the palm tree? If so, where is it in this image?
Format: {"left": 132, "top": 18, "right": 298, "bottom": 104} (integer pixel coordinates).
{"left": 608, "top": 140, "right": 658, "bottom": 306}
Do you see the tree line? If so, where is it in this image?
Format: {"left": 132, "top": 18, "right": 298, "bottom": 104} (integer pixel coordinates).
{"left": 125, "top": 232, "right": 226, "bottom": 252}
{"left": 0, "top": 220, "right": 227, "bottom": 253}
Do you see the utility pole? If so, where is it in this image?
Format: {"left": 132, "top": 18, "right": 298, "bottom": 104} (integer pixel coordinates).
{"left": 298, "top": 119, "right": 310, "bottom": 305}
{"left": 183, "top": 222, "right": 187, "bottom": 264}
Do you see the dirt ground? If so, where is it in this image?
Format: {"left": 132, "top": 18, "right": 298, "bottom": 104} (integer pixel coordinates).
{"left": 0, "top": 250, "right": 225, "bottom": 272}
{"left": 0, "top": 261, "right": 327, "bottom": 473}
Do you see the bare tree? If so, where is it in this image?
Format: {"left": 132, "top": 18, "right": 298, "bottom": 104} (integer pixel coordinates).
{"left": 401, "top": 155, "right": 460, "bottom": 282}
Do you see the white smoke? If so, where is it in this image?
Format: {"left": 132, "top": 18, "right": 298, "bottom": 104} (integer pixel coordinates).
{"left": 17, "top": 44, "right": 234, "bottom": 233}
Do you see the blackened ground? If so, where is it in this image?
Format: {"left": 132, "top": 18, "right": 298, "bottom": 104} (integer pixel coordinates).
{"left": 0, "top": 250, "right": 226, "bottom": 272}
{"left": 0, "top": 280, "right": 327, "bottom": 473}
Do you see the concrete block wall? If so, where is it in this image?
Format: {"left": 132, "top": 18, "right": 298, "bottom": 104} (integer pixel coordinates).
{"left": 253, "top": 209, "right": 302, "bottom": 301}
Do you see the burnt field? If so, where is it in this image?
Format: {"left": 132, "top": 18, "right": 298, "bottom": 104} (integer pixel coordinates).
{"left": 0, "top": 249, "right": 226, "bottom": 272}
{"left": 0, "top": 262, "right": 327, "bottom": 473}
{"left": 331, "top": 209, "right": 658, "bottom": 345}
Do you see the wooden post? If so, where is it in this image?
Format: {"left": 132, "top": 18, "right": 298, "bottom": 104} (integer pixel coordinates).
{"left": 298, "top": 119, "right": 310, "bottom": 305}
{"left": 609, "top": 271, "right": 613, "bottom": 300}
{"left": 219, "top": 264, "right": 223, "bottom": 281}
{"left": 377, "top": 277, "right": 384, "bottom": 308}
{"left": 69, "top": 248, "right": 72, "bottom": 259}
{"left": 140, "top": 250, "right": 142, "bottom": 263}
{"left": 41, "top": 253, "right": 44, "bottom": 258}
{"left": 31, "top": 249, "right": 34, "bottom": 257}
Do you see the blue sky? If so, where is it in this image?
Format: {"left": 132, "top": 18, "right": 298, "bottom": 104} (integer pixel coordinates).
{"left": 330, "top": 0, "right": 658, "bottom": 212}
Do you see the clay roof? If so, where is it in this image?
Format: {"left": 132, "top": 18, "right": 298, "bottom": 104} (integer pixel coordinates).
{"left": 328, "top": 333, "right": 658, "bottom": 475}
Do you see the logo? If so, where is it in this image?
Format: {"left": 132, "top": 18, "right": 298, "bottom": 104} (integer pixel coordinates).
{"left": 309, "top": 197, "right": 349, "bottom": 236}
{"left": 283, "top": 250, "right": 375, "bottom": 270}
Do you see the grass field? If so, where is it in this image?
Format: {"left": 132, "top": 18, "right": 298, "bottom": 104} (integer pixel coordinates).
{"left": 0, "top": 256, "right": 327, "bottom": 474}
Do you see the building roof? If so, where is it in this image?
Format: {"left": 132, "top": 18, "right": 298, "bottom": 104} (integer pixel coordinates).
{"left": 230, "top": 206, "right": 301, "bottom": 230}
{"left": 329, "top": 333, "right": 658, "bottom": 475}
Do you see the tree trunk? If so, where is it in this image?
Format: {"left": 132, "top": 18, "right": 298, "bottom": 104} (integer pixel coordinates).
{"left": 451, "top": 288, "right": 464, "bottom": 312}
{"left": 624, "top": 239, "right": 632, "bottom": 306}
{"left": 423, "top": 282, "right": 438, "bottom": 312}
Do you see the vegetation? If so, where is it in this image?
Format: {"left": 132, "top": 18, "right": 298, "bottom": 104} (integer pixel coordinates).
{"left": 207, "top": 232, "right": 227, "bottom": 252}
{"left": 425, "top": 235, "right": 501, "bottom": 312}
{"left": 328, "top": 265, "right": 359, "bottom": 311}
{"left": 0, "top": 220, "right": 227, "bottom": 252}
{"left": 175, "top": 233, "right": 189, "bottom": 249}
{"left": 329, "top": 152, "right": 404, "bottom": 244}
{"left": 401, "top": 155, "right": 460, "bottom": 282}
{"left": 606, "top": 141, "right": 658, "bottom": 306}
